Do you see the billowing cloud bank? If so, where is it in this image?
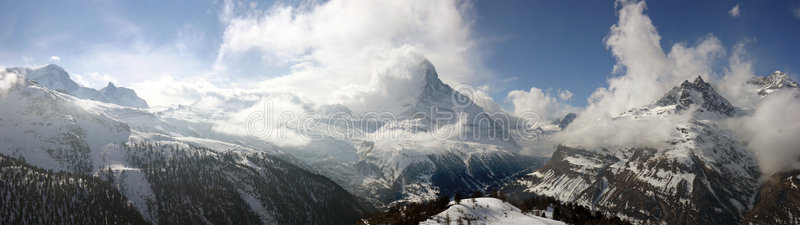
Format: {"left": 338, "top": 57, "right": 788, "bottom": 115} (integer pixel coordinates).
{"left": 126, "top": 0, "right": 575, "bottom": 122}
{"left": 559, "top": 0, "right": 724, "bottom": 148}
{"left": 727, "top": 89, "right": 800, "bottom": 175}
{"left": 211, "top": 0, "right": 486, "bottom": 114}
{"left": 506, "top": 87, "right": 577, "bottom": 121}
{"left": 119, "top": 0, "right": 579, "bottom": 148}
{"left": 0, "top": 69, "right": 23, "bottom": 96}
{"left": 127, "top": 0, "right": 515, "bottom": 147}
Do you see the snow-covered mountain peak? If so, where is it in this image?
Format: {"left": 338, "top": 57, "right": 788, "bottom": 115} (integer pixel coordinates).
{"left": 420, "top": 59, "right": 440, "bottom": 85}
{"left": 749, "top": 71, "right": 799, "bottom": 96}
{"left": 105, "top": 82, "right": 117, "bottom": 90}
{"left": 100, "top": 82, "right": 148, "bottom": 108}
{"left": 25, "top": 64, "right": 79, "bottom": 93}
{"left": 40, "top": 63, "right": 67, "bottom": 72}
{"left": 412, "top": 59, "right": 461, "bottom": 111}
{"left": 654, "top": 75, "right": 735, "bottom": 116}
{"left": 406, "top": 59, "right": 486, "bottom": 121}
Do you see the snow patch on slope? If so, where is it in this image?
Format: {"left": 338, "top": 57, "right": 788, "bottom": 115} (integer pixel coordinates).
{"left": 422, "top": 197, "right": 564, "bottom": 225}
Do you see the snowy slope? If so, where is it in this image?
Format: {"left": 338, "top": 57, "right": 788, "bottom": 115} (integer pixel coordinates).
{"left": 0, "top": 79, "right": 131, "bottom": 174}
{"left": 100, "top": 82, "right": 148, "bottom": 108}
{"left": 0, "top": 69, "right": 374, "bottom": 225}
{"left": 421, "top": 197, "right": 564, "bottom": 225}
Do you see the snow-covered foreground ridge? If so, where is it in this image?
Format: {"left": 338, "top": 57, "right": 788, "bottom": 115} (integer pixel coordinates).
{"left": 422, "top": 197, "right": 564, "bottom": 225}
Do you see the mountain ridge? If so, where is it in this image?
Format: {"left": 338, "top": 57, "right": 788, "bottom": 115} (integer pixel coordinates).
{"left": 502, "top": 76, "right": 765, "bottom": 224}
{"left": 4, "top": 64, "right": 149, "bottom": 108}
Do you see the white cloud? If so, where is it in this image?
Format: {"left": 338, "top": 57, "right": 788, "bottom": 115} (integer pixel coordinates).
{"left": 175, "top": 24, "right": 207, "bottom": 56}
{"left": 70, "top": 73, "right": 91, "bottom": 87}
{"left": 506, "top": 87, "right": 577, "bottom": 121}
{"left": 130, "top": 75, "right": 236, "bottom": 108}
{"left": 213, "top": 0, "right": 490, "bottom": 114}
{"left": 507, "top": 87, "right": 557, "bottom": 119}
{"left": 48, "top": 56, "right": 61, "bottom": 62}
{"left": 70, "top": 41, "right": 207, "bottom": 90}
{"left": 726, "top": 89, "right": 800, "bottom": 175}
{"left": 60, "top": 13, "right": 209, "bottom": 92}
{"left": 589, "top": 0, "right": 725, "bottom": 117}
{"left": 89, "top": 72, "right": 118, "bottom": 86}
{"left": 557, "top": 89, "right": 573, "bottom": 101}
{"left": 561, "top": 0, "right": 725, "bottom": 148}
{"left": 729, "top": 4, "right": 740, "bottom": 18}
{"left": 557, "top": 109, "right": 689, "bottom": 149}
{"left": 451, "top": 83, "right": 505, "bottom": 113}
{"left": 717, "top": 41, "right": 761, "bottom": 108}
{"left": 0, "top": 69, "right": 24, "bottom": 96}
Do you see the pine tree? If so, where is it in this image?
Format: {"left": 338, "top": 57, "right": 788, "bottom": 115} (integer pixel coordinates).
{"left": 553, "top": 206, "right": 562, "bottom": 221}
{"left": 470, "top": 190, "right": 483, "bottom": 199}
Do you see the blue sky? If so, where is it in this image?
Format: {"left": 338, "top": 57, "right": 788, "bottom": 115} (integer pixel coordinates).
{"left": 1, "top": 0, "right": 799, "bottom": 110}
{"left": 473, "top": 0, "right": 800, "bottom": 108}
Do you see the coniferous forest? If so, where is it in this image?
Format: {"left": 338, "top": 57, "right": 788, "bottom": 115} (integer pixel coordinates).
{"left": 0, "top": 153, "right": 149, "bottom": 225}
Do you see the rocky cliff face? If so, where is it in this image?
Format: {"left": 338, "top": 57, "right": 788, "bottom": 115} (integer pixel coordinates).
{"left": 656, "top": 76, "right": 736, "bottom": 116}
{"left": 743, "top": 170, "right": 800, "bottom": 225}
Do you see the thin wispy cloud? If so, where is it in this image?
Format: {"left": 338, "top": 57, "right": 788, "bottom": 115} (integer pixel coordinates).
{"left": 792, "top": 7, "right": 800, "bottom": 19}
